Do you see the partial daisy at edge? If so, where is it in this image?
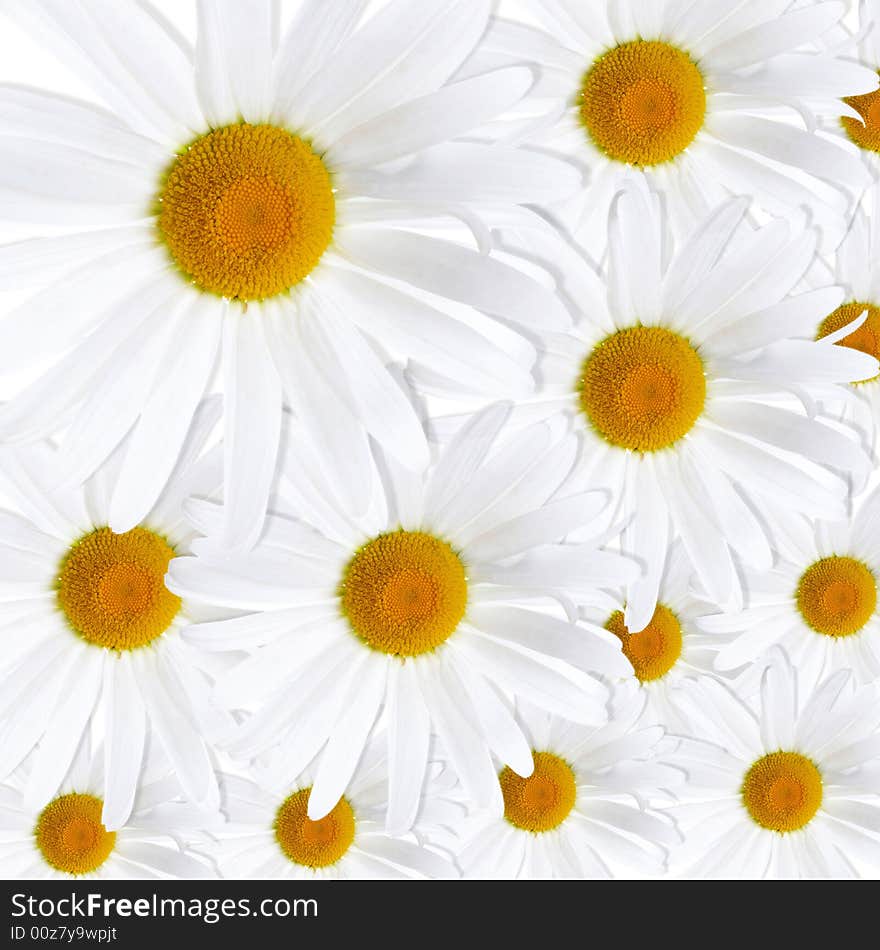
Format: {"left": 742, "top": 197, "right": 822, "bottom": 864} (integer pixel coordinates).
{"left": 665, "top": 649, "right": 880, "bottom": 879}
{"left": 456, "top": 685, "right": 683, "bottom": 880}
{"left": 0, "top": 399, "right": 232, "bottom": 832}
{"left": 0, "top": 0, "right": 580, "bottom": 550}
{"left": 0, "top": 740, "right": 221, "bottom": 879}
{"left": 166, "top": 400, "right": 639, "bottom": 832}
{"left": 442, "top": 181, "right": 878, "bottom": 635}
{"left": 473, "top": 0, "right": 875, "bottom": 251}
{"left": 210, "top": 739, "right": 460, "bottom": 880}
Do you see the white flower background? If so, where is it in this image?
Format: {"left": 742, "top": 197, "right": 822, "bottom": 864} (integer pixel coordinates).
{"left": 1, "top": 0, "right": 880, "bottom": 881}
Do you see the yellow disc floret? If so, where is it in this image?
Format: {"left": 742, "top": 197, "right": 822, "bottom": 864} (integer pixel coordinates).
{"left": 605, "top": 604, "right": 683, "bottom": 682}
{"left": 580, "top": 40, "right": 706, "bottom": 166}
{"left": 57, "top": 527, "right": 181, "bottom": 651}
{"left": 274, "top": 788, "right": 355, "bottom": 868}
{"left": 842, "top": 77, "right": 880, "bottom": 153}
{"left": 157, "top": 123, "right": 335, "bottom": 301}
{"left": 817, "top": 301, "right": 880, "bottom": 384}
{"left": 796, "top": 555, "right": 876, "bottom": 638}
{"left": 501, "top": 751, "right": 577, "bottom": 833}
{"left": 579, "top": 326, "right": 706, "bottom": 452}
{"left": 741, "top": 752, "right": 823, "bottom": 833}
{"left": 35, "top": 794, "right": 116, "bottom": 875}
{"left": 339, "top": 531, "right": 468, "bottom": 657}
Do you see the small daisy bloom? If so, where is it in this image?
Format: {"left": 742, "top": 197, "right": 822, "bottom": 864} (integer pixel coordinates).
{"left": 494, "top": 183, "right": 877, "bottom": 633}
{"left": 457, "top": 688, "right": 682, "bottom": 879}
{"left": 0, "top": 404, "right": 227, "bottom": 830}
{"left": 705, "top": 485, "right": 880, "bottom": 690}
{"left": 168, "top": 403, "right": 637, "bottom": 831}
{"left": 214, "top": 744, "right": 459, "bottom": 880}
{"left": 669, "top": 651, "right": 880, "bottom": 879}
{"left": 0, "top": 745, "right": 219, "bottom": 879}
{"left": 477, "top": 0, "right": 874, "bottom": 247}
{"left": 0, "top": 0, "right": 577, "bottom": 549}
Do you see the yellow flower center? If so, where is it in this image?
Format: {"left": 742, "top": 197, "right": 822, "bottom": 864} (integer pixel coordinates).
{"left": 605, "top": 604, "right": 683, "bottom": 682}
{"left": 579, "top": 326, "right": 706, "bottom": 451}
{"left": 741, "top": 752, "right": 823, "bottom": 833}
{"left": 274, "top": 788, "right": 355, "bottom": 868}
{"left": 156, "top": 123, "right": 335, "bottom": 301}
{"left": 580, "top": 40, "right": 706, "bottom": 166}
{"left": 842, "top": 76, "right": 880, "bottom": 153}
{"left": 796, "top": 555, "right": 876, "bottom": 638}
{"left": 339, "top": 531, "right": 468, "bottom": 657}
{"left": 817, "top": 301, "right": 880, "bottom": 384}
{"left": 56, "top": 527, "right": 181, "bottom": 651}
{"left": 501, "top": 751, "right": 577, "bottom": 833}
{"left": 35, "top": 794, "right": 116, "bottom": 875}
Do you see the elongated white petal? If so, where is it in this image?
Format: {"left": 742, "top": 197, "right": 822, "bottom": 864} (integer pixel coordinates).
{"left": 385, "top": 662, "right": 431, "bottom": 835}
{"left": 101, "top": 655, "right": 146, "bottom": 831}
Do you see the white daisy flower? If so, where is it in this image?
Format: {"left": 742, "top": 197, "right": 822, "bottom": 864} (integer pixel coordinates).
{"left": 457, "top": 688, "right": 682, "bottom": 879}
{"left": 704, "top": 484, "right": 880, "bottom": 690}
{"left": 575, "top": 544, "right": 724, "bottom": 731}
{"left": 0, "top": 403, "right": 228, "bottom": 830}
{"left": 0, "top": 0, "right": 578, "bottom": 549}
{"left": 167, "top": 403, "right": 637, "bottom": 831}
{"left": 476, "top": 0, "right": 875, "bottom": 249}
{"left": 0, "top": 744, "right": 220, "bottom": 879}
{"left": 493, "top": 183, "right": 877, "bottom": 633}
{"left": 669, "top": 650, "right": 880, "bottom": 879}
{"left": 213, "top": 743, "right": 459, "bottom": 880}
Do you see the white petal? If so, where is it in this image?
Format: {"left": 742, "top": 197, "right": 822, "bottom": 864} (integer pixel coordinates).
{"left": 385, "top": 662, "right": 431, "bottom": 835}
{"left": 101, "top": 656, "right": 146, "bottom": 831}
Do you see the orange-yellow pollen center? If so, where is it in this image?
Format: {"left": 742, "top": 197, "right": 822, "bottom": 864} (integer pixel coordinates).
{"left": 500, "top": 751, "right": 577, "bottom": 833}
{"left": 842, "top": 77, "right": 880, "bottom": 153}
{"left": 605, "top": 604, "right": 683, "bottom": 682}
{"left": 339, "top": 531, "right": 468, "bottom": 657}
{"left": 35, "top": 794, "right": 116, "bottom": 875}
{"left": 741, "top": 752, "right": 823, "bottom": 833}
{"left": 580, "top": 40, "right": 706, "bottom": 166}
{"left": 157, "top": 123, "right": 335, "bottom": 301}
{"left": 796, "top": 555, "right": 876, "bottom": 638}
{"left": 274, "top": 788, "right": 355, "bottom": 868}
{"left": 817, "top": 301, "right": 880, "bottom": 384}
{"left": 56, "top": 527, "right": 180, "bottom": 650}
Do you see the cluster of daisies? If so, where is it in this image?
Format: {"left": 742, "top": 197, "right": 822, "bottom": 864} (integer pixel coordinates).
{"left": 1, "top": 0, "right": 880, "bottom": 881}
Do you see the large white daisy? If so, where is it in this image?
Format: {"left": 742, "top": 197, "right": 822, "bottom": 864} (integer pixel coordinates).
{"left": 457, "top": 687, "right": 682, "bottom": 879}
{"left": 669, "top": 650, "right": 880, "bottom": 879}
{"left": 477, "top": 0, "right": 874, "bottom": 248}
{"left": 213, "top": 743, "right": 459, "bottom": 880}
{"left": 705, "top": 484, "right": 880, "bottom": 690}
{"left": 0, "top": 0, "right": 577, "bottom": 549}
{"left": 0, "top": 404, "right": 227, "bottom": 830}
{"left": 492, "top": 183, "right": 877, "bottom": 633}
{"left": 167, "top": 403, "right": 636, "bottom": 831}
{"left": 0, "top": 744, "right": 220, "bottom": 879}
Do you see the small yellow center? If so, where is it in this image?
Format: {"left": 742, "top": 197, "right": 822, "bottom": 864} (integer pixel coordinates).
{"left": 274, "top": 788, "right": 355, "bottom": 868}
{"left": 500, "top": 751, "right": 577, "bottom": 833}
{"left": 817, "top": 301, "right": 880, "bottom": 384}
{"left": 580, "top": 40, "right": 706, "bottom": 166}
{"left": 605, "top": 604, "right": 683, "bottom": 682}
{"left": 56, "top": 527, "right": 181, "bottom": 651}
{"left": 35, "top": 794, "right": 116, "bottom": 875}
{"left": 741, "top": 752, "right": 823, "bottom": 833}
{"left": 842, "top": 76, "right": 880, "bottom": 153}
{"left": 796, "top": 555, "right": 876, "bottom": 638}
{"left": 339, "top": 531, "right": 468, "bottom": 657}
{"left": 157, "top": 123, "right": 335, "bottom": 301}
{"left": 579, "top": 326, "right": 706, "bottom": 451}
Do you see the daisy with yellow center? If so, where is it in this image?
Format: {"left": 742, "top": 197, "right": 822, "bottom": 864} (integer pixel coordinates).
{"left": 0, "top": 746, "right": 218, "bottom": 879}
{"left": 0, "top": 414, "right": 228, "bottom": 831}
{"left": 458, "top": 691, "right": 682, "bottom": 879}
{"left": 498, "top": 183, "right": 875, "bottom": 636}
{"left": 213, "top": 749, "right": 458, "bottom": 880}
{"left": 170, "top": 403, "right": 636, "bottom": 831}
{"left": 708, "top": 486, "right": 880, "bottom": 689}
{"left": 668, "top": 651, "right": 880, "bottom": 879}
{"left": 0, "top": 0, "right": 579, "bottom": 550}
{"left": 484, "top": 0, "right": 873, "bottom": 252}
